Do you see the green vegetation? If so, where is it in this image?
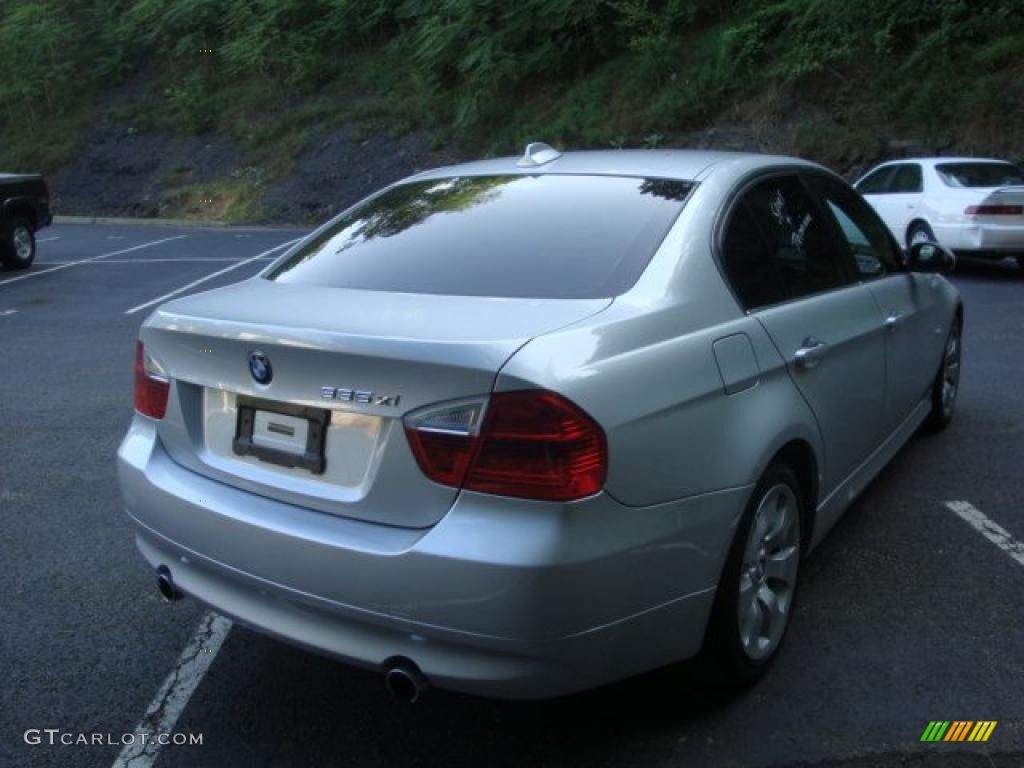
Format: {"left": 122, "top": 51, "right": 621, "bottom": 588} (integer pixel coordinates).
{"left": 2, "top": 1, "right": 1022, "bottom": 185}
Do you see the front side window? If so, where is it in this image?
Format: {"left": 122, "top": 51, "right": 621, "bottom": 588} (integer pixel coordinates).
{"left": 856, "top": 166, "right": 896, "bottom": 195}
{"left": 889, "top": 164, "right": 923, "bottom": 193}
{"left": 721, "top": 175, "right": 852, "bottom": 309}
{"left": 805, "top": 175, "right": 902, "bottom": 279}
{"left": 936, "top": 162, "right": 1024, "bottom": 188}
{"left": 265, "top": 174, "right": 693, "bottom": 299}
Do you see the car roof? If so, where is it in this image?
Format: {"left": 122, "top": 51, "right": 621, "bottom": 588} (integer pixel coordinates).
{"left": 870, "top": 157, "right": 1016, "bottom": 169}
{"left": 410, "top": 148, "right": 821, "bottom": 184}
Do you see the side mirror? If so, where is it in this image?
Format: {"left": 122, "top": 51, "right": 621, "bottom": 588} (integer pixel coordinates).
{"left": 907, "top": 241, "right": 955, "bottom": 274}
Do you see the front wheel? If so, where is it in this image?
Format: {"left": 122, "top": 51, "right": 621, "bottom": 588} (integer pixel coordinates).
{"left": 922, "top": 317, "right": 961, "bottom": 433}
{"left": 2, "top": 216, "right": 36, "bottom": 270}
{"left": 696, "top": 463, "right": 803, "bottom": 687}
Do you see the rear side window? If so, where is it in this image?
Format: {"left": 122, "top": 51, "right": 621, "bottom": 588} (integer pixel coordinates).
{"left": 936, "top": 162, "right": 1024, "bottom": 188}
{"left": 889, "top": 164, "right": 923, "bottom": 193}
{"left": 856, "top": 166, "right": 896, "bottom": 195}
{"left": 265, "top": 174, "right": 693, "bottom": 299}
{"left": 721, "top": 175, "right": 852, "bottom": 310}
{"left": 721, "top": 201, "right": 788, "bottom": 309}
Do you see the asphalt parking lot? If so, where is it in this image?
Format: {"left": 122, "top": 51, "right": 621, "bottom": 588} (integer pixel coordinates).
{"left": 2, "top": 222, "right": 1023, "bottom": 768}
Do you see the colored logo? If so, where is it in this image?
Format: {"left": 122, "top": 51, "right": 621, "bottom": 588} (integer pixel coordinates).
{"left": 248, "top": 351, "right": 272, "bottom": 385}
{"left": 921, "top": 721, "right": 997, "bottom": 742}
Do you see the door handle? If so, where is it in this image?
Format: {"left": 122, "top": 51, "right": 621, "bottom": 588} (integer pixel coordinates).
{"left": 794, "top": 337, "right": 828, "bottom": 369}
{"left": 884, "top": 312, "right": 904, "bottom": 330}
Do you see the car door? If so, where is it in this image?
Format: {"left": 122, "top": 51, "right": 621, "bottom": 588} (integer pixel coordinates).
{"left": 805, "top": 173, "right": 937, "bottom": 435}
{"left": 720, "top": 173, "right": 886, "bottom": 494}
{"left": 868, "top": 163, "right": 924, "bottom": 246}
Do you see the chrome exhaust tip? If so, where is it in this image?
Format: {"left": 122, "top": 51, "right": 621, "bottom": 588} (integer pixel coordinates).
{"left": 156, "top": 566, "right": 181, "bottom": 602}
{"left": 384, "top": 660, "right": 428, "bottom": 703}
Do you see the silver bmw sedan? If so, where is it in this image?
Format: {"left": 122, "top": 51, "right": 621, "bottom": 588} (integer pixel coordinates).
{"left": 117, "top": 145, "right": 962, "bottom": 700}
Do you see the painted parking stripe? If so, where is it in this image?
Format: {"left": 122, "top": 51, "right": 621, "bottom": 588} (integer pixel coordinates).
{"left": 111, "top": 612, "right": 232, "bottom": 768}
{"left": 1, "top": 309, "right": 17, "bottom": 316}
{"left": 35, "top": 258, "right": 272, "bottom": 265}
{"left": 946, "top": 501, "right": 1024, "bottom": 568}
{"left": 0, "top": 235, "right": 188, "bottom": 288}
{"left": 124, "top": 237, "right": 303, "bottom": 315}
{"left": 37, "top": 236, "right": 62, "bottom": 243}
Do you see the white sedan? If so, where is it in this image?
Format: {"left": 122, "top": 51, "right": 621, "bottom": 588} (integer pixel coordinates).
{"left": 855, "top": 157, "right": 1024, "bottom": 267}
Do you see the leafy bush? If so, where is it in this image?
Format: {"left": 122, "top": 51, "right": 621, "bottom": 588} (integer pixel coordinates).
{"left": 2, "top": 0, "right": 1023, "bottom": 170}
{"left": 165, "top": 73, "right": 215, "bottom": 134}
{"left": 0, "top": 1, "right": 81, "bottom": 120}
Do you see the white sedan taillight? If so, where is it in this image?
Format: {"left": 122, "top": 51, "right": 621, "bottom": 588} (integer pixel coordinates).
{"left": 134, "top": 340, "right": 170, "bottom": 419}
{"left": 404, "top": 390, "right": 607, "bottom": 502}
{"left": 965, "top": 204, "right": 1023, "bottom": 215}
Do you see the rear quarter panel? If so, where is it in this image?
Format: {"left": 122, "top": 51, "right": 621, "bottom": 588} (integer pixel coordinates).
{"left": 498, "top": 306, "right": 822, "bottom": 508}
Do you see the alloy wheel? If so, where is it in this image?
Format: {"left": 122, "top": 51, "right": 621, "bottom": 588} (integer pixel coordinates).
{"left": 737, "top": 483, "right": 800, "bottom": 661}
{"left": 941, "top": 324, "right": 961, "bottom": 418}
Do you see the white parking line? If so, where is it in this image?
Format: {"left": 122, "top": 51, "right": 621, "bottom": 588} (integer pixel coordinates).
{"left": 37, "top": 236, "right": 62, "bottom": 243}
{"left": 946, "top": 501, "right": 1024, "bottom": 568}
{"left": 0, "top": 235, "right": 188, "bottom": 288}
{"left": 124, "top": 237, "right": 302, "bottom": 315}
{"left": 111, "top": 612, "right": 232, "bottom": 768}
{"left": 1, "top": 309, "right": 17, "bottom": 316}
{"left": 35, "top": 258, "right": 272, "bottom": 265}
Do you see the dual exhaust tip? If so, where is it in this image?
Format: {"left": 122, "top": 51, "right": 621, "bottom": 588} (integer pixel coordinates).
{"left": 155, "top": 566, "right": 429, "bottom": 702}
{"left": 156, "top": 566, "right": 182, "bottom": 602}
{"left": 384, "top": 659, "right": 429, "bottom": 703}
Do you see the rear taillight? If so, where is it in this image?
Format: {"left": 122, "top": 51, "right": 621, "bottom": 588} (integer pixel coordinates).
{"left": 404, "top": 390, "right": 607, "bottom": 502}
{"left": 134, "top": 340, "right": 170, "bottom": 419}
{"left": 965, "top": 204, "right": 1023, "bottom": 215}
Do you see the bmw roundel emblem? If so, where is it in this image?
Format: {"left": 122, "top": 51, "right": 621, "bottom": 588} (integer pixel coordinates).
{"left": 248, "top": 351, "right": 272, "bottom": 385}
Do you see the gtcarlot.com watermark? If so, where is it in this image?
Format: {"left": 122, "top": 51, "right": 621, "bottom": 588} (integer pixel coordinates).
{"left": 24, "top": 729, "right": 203, "bottom": 747}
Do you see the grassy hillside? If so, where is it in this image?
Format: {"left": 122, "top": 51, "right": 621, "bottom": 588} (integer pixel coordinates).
{"left": 3, "top": 0, "right": 1023, "bottom": 221}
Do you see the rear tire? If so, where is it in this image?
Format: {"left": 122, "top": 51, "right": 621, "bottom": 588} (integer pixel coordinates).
{"left": 906, "top": 221, "right": 935, "bottom": 250}
{"left": 695, "top": 463, "right": 803, "bottom": 688}
{"left": 2, "top": 216, "right": 36, "bottom": 270}
{"left": 922, "top": 316, "right": 961, "bottom": 433}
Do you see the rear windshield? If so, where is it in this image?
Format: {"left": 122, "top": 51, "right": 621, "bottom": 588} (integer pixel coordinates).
{"left": 935, "top": 162, "right": 1024, "bottom": 188}
{"left": 265, "top": 174, "right": 693, "bottom": 299}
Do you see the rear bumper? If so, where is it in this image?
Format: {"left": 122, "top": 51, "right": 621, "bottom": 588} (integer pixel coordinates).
{"left": 936, "top": 221, "right": 1024, "bottom": 254}
{"left": 118, "top": 417, "right": 747, "bottom": 698}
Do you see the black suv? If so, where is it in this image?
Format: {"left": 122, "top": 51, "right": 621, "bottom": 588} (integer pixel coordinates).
{"left": 1, "top": 173, "right": 52, "bottom": 270}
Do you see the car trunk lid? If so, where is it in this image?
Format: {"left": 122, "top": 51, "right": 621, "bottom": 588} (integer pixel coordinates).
{"left": 140, "top": 278, "right": 611, "bottom": 528}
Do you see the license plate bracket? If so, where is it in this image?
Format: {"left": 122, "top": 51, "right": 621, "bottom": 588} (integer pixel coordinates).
{"left": 232, "top": 395, "right": 330, "bottom": 474}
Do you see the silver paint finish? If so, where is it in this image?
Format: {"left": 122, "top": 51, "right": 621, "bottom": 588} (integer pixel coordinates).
{"left": 755, "top": 284, "right": 886, "bottom": 493}
{"left": 118, "top": 148, "right": 962, "bottom": 698}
